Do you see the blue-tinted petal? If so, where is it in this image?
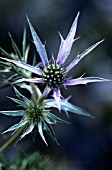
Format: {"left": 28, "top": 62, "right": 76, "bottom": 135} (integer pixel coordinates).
{"left": 45, "top": 98, "right": 94, "bottom": 118}
{"left": 27, "top": 16, "right": 49, "bottom": 67}
{"left": 14, "top": 78, "right": 43, "bottom": 84}
{"left": 0, "top": 57, "right": 42, "bottom": 75}
{"left": 53, "top": 89, "right": 61, "bottom": 111}
{"left": 64, "top": 76, "right": 111, "bottom": 86}
{"left": 66, "top": 40, "right": 104, "bottom": 73}
{"left": 56, "top": 12, "right": 79, "bottom": 64}
{"left": 61, "top": 100, "right": 94, "bottom": 118}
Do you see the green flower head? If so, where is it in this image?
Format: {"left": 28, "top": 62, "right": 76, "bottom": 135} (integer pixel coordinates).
{"left": 0, "top": 84, "right": 93, "bottom": 145}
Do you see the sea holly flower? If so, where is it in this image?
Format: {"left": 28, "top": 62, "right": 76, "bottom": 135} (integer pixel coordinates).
{"left": 0, "top": 13, "right": 110, "bottom": 110}
{"left": 0, "top": 84, "right": 94, "bottom": 145}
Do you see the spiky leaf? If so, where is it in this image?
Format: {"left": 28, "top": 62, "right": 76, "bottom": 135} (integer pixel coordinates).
{"left": 8, "top": 97, "right": 28, "bottom": 108}
{"left": 9, "top": 33, "right": 21, "bottom": 59}
{"left": 43, "top": 121, "right": 59, "bottom": 145}
{"left": 2, "top": 118, "right": 28, "bottom": 133}
{"left": 0, "top": 110, "right": 24, "bottom": 116}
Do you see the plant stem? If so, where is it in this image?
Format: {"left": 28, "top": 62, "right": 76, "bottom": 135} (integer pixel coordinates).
{"left": 38, "top": 87, "right": 52, "bottom": 104}
{"left": 0, "top": 124, "right": 26, "bottom": 153}
{"left": 30, "top": 82, "right": 39, "bottom": 99}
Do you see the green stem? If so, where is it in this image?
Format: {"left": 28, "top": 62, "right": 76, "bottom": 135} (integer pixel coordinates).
{"left": 38, "top": 87, "right": 52, "bottom": 104}
{"left": 0, "top": 124, "right": 26, "bottom": 153}
{"left": 30, "top": 82, "right": 39, "bottom": 99}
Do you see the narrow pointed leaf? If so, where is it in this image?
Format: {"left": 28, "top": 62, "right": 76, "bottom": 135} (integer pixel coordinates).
{"left": 24, "top": 45, "right": 30, "bottom": 63}
{"left": 14, "top": 77, "right": 43, "bottom": 84}
{"left": 61, "top": 100, "right": 94, "bottom": 118}
{"left": 0, "top": 47, "right": 12, "bottom": 59}
{"left": 6, "top": 74, "right": 18, "bottom": 85}
{"left": 2, "top": 118, "right": 28, "bottom": 133}
{"left": 46, "top": 112, "right": 69, "bottom": 124}
{"left": 12, "top": 65, "right": 30, "bottom": 78}
{"left": 22, "top": 28, "right": 26, "bottom": 58}
{"left": 0, "top": 60, "right": 10, "bottom": 67}
{"left": 43, "top": 121, "right": 59, "bottom": 145}
{"left": 8, "top": 97, "right": 28, "bottom": 108}
{"left": 0, "top": 110, "right": 24, "bottom": 116}
{"left": 32, "top": 54, "right": 36, "bottom": 66}
{"left": 57, "top": 12, "right": 79, "bottom": 64}
{"left": 0, "top": 69, "right": 10, "bottom": 73}
{"left": 41, "top": 86, "right": 51, "bottom": 100}
{"left": 66, "top": 40, "right": 104, "bottom": 72}
{"left": 43, "top": 114, "right": 53, "bottom": 124}
{"left": 19, "top": 83, "right": 42, "bottom": 97}
{"left": 9, "top": 33, "right": 21, "bottom": 59}
{"left": 20, "top": 123, "right": 34, "bottom": 139}
{"left": 0, "top": 57, "right": 42, "bottom": 75}
{"left": 38, "top": 121, "right": 48, "bottom": 146}
{"left": 13, "top": 87, "right": 30, "bottom": 105}
{"left": 64, "top": 77, "right": 110, "bottom": 86}
{"left": 27, "top": 16, "right": 49, "bottom": 67}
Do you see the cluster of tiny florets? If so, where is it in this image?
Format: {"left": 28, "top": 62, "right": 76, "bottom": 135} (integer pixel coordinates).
{"left": 25, "top": 105, "right": 43, "bottom": 123}
{"left": 42, "top": 63, "right": 66, "bottom": 88}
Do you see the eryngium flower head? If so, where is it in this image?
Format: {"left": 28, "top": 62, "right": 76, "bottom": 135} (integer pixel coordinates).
{"left": 0, "top": 13, "right": 110, "bottom": 110}
{"left": 0, "top": 84, "right": 94, "bottom": 145}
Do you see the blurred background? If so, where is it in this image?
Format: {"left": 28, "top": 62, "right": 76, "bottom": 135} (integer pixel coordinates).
{"left": 0, "top": 0, "right": 112, "bottom": 169}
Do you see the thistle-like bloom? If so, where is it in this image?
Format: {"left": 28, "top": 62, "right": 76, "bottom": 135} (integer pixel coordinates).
{"left": 0, "top": 13, "right": 110, "bottom": 109}
{"left": 0, "top": 84, "right": 93, "bottom": 145}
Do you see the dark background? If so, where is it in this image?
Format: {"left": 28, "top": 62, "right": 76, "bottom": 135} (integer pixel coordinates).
{"left": 0, "top": 0, "right": 112, "bottom": 169}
